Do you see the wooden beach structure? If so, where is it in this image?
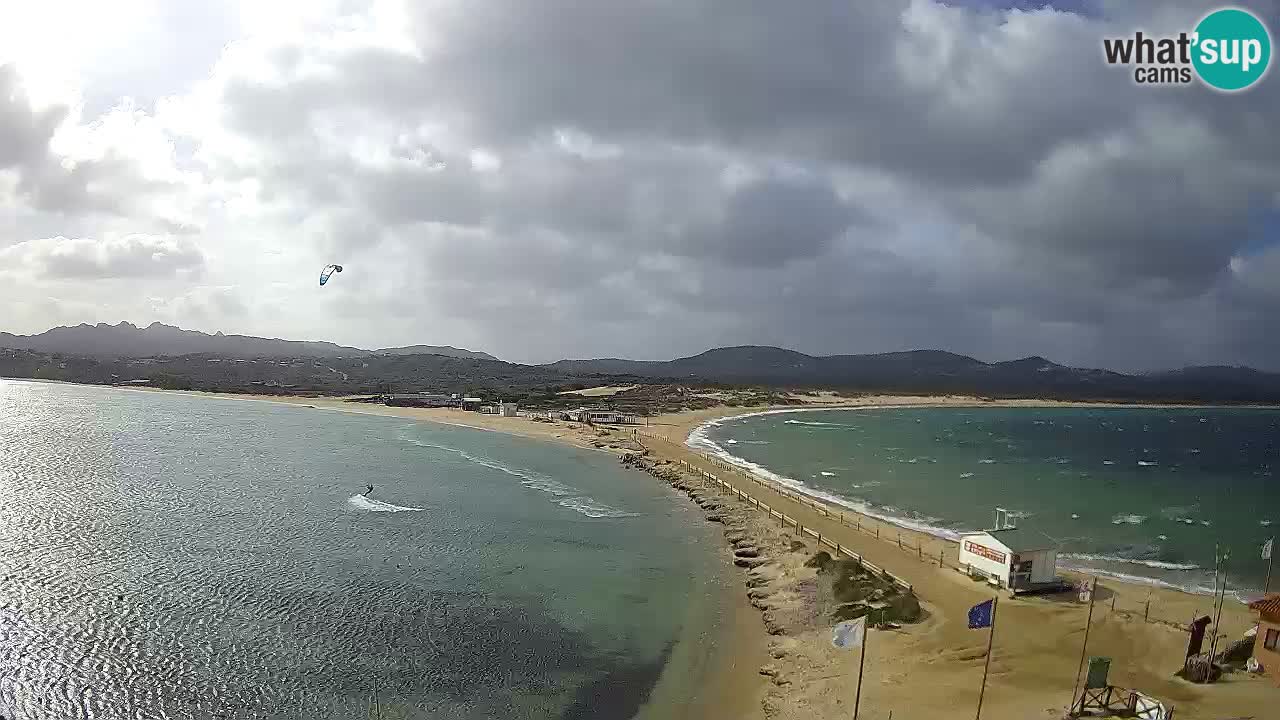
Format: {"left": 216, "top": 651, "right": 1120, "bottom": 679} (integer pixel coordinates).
{"left": 1248, "top": 593, "right": 1280, "bottom": 685}
{"left": 958, "top": 509, "right": 1066, "bottom": 594}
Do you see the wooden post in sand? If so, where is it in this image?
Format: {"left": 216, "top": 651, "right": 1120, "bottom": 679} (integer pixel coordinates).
{"left": 854, "top": 623, "right": 868, "bottom": 719}
{"left": 1069, "top": 577, "right": 1098, "bottom": 711}
{"left": 975, "top": 597, "right": 999, "bottom": 720}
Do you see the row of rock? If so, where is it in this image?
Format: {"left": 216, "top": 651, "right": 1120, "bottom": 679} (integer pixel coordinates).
{"left": 622, "top": 450, "right": 826, "bottom": 716}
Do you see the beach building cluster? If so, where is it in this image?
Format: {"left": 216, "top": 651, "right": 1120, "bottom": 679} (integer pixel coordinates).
{"left": 379, "top": 392, "right": 638, "bottom": 424}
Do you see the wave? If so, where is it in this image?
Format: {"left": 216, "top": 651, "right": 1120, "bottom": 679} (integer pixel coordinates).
{"left": 1137, "top": 461, "right": 1158, "bottom": 467}
{"left": 347, "top": 495, "right": 424, "bottom": 513}
{"left": 979, "top": 459, "right": 996, "bottom": 464}
{"left": 1060, "top": 553, "right": 1198, "bottom": 571}
{"left": 783, "top": 419, "right": 853, "bottom": 429}
{"left": 959, "top": 472, "right": 975, "bottom": 478}
{"left": 399, "top": 432, "right": 636, "bottom": 519}
{"left": 1111, "top": 514, "right": 1147, "bottom": 525}
{"left": 557, "top": 497, "right": 639, "bottom": 519}
{"left": 687, "top": 414, "right": 965, "bottom": 542}
{"left": 819, "top": 471, "right": 837, "bottom": 477}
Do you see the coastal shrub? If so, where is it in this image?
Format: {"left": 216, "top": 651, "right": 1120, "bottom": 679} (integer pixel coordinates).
{"left": 888, "top": 593, "right": 922, "bottom": 623}
{"left": 804, "top": 551, "right": 834, "bottom": 571}
{"left": 832, "top": 603, "right": 870, "bottom": 622}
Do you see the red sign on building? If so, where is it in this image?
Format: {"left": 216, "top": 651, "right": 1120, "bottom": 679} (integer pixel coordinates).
{"left": 964, "top": 540, "right": 1007, "bottom": 565}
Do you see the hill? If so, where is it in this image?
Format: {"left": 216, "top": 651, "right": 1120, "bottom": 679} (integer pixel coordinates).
{"left": 547, "top": 346, "right": 1280, "bottom": 403}
{"left": 0, "top": 322, "right": 495, "bottom": 361}
{"left": 375, "top": 344, "right": 499, "bottom": 361}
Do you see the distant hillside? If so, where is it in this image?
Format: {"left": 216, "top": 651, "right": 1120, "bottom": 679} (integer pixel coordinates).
{"left": 375, "top": 345, "right": 499, "bottom": 361}
{"left": 547, "top": 346, "right": 1280, "bottom": 403}
{"left": 0, "top": 322, "right": 496, "bottom": 361}
{"left": 0, "top": 347, "right": 636, "bottom": 402}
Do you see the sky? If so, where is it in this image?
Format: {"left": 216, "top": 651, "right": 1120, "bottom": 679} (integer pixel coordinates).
{"left": 1, "top": 1, "right": 1279, "bottom": 369}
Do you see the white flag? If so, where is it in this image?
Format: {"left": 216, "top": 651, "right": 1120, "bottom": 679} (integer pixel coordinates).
{"left": 1264, "top": 538, "right": 1273, "bottom": 560}
{"left": 831, "top": 617, "right": 866, "bottom": 650}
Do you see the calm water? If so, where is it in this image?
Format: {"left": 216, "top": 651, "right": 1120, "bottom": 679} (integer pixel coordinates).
{"left": 693, "top": 406, "right": 1278, "bottom": 595}
{"left": 0, "top": 380, "right": 729, "bottom": 720}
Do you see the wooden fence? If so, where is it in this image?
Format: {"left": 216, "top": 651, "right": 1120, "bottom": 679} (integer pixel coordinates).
{"left": 634, "top": 430, "right": 915, "bottom": 593}
{"left": 632, "top": 429, "right": 1227, "bottom": 631}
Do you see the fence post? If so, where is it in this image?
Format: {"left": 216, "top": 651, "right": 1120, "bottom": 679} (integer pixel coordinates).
{"left": 876, "top": 525, "right": 880, "bottom": 539}
{"left": 897, "top": 532, "right": 902, "bottom": 550}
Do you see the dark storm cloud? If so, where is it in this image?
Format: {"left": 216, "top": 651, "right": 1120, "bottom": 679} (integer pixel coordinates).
{"left": 160, "top": 0, "right": 1280, "bottom": 368}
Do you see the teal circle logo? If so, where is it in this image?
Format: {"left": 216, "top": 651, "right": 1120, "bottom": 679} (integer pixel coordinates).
{"left": 1192, "top": 7, "right": 1271, "bottom": 91}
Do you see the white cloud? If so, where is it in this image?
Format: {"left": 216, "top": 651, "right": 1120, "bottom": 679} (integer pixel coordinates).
{"left": 0, "top": 234, "right": 205, "bottom": 279}
{"left": 2, "top": 0, "right": 1280, "bottom": 370}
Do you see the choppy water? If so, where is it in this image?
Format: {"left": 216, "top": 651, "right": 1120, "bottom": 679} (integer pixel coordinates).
{"left": 0, "top": 380, "right": 728, "bottom": 720}
{"left": 693, "top": 406, "right": 1279, "bottom": 596}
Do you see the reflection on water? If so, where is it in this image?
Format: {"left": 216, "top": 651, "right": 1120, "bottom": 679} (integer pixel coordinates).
{"left": 0, "top": 380, "right": 724, "bottom": 719}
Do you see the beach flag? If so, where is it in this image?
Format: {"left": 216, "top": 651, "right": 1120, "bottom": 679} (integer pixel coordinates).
{"left": 1264, "top": 538, "right": 1273, "bottom": 560}
{"left": 832, "top": 617, "right": 866, "bottom": 649}
{"left": 968, "top": 599, "right": 995, "bottom": 629}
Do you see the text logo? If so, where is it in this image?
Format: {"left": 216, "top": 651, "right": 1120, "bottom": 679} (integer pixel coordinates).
{"left": 1102, "top": 7, "right": 1271, "bottom": 92}
{"left": 964, "top": 540, "right": 1007, "bottom": 565}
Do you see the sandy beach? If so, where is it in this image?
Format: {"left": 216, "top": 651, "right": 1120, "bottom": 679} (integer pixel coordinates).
{"left": 125, "top": 387, "right": 1272, "bottom": 719}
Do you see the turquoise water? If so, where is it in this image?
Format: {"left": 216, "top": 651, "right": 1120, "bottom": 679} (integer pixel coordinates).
{"left": 693, "top": 406, "right": 1278, "bottom": 595}
{"left": 0, "top": 379, "right": 728, "bottom": 720}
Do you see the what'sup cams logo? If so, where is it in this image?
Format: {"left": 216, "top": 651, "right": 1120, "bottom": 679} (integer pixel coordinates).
{"left": 1103, "top": 7, "right": 1271, "bottom": 91}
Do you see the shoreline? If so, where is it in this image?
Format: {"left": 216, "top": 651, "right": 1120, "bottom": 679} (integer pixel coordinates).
{"left": 7, "top": 379, "right": 1271, "bottom": 717}
{"left": 683, "top": 404, "right": 1269, "bottom": 600}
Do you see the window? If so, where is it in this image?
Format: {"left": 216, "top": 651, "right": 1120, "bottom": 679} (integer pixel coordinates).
{"left": 1266, "top": 628, "right": 1279, "bottom": 651}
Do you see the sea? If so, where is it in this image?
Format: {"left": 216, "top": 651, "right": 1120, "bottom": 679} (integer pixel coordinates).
{"left": 0, "top": 379, "right": 731, "bottom": 720}
{"left": 690, "top": 406, "right": 1279, "bottom": 597}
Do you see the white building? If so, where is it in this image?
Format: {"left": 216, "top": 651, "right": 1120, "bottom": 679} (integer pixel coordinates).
{"left": 497, "top": 402, "right": 518, "bottom": 417}
{"left": 958, "top": 527, "right": 1060, "bottom": 592}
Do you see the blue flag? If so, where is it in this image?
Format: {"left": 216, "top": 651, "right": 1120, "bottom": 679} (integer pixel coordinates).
{"left": 968, "top": 599, "right": 995, "bottom": 629}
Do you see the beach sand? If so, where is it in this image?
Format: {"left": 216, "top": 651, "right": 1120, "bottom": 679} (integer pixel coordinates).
{"left": 125, "top": 388, "right": 1273, "bottom": 719}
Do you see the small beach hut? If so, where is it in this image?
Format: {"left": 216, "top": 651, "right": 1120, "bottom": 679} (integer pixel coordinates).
{"left": 959, "top": 526, "right": 1060, "bottom": 592}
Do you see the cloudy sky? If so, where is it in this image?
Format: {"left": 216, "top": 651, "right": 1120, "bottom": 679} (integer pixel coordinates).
{"left": 2, "top": 1, "right": 1278, "bottom": 369}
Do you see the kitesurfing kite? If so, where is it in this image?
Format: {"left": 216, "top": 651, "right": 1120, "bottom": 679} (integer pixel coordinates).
{"left": 319, "top": 264, "right": 343, "bottom": 286}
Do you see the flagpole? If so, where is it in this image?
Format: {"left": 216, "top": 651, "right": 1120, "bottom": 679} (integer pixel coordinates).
{"left": 1265, "top": 537, "right": 1274, "bottom": 594}
{"left": 975, "top": 596, "right": 999, "bottom": 720}
{"left": 854, "top": 623, "right": 868, "bottom": 720}
{"left": 1069, "top": 577, "right": 1098, "bottom": 712}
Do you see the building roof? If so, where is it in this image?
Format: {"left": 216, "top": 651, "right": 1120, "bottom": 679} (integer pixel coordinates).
{"left": 1248, "top": 593, "right": 1280, "bottom": 617}
{"left": 971, "top": 527, "right": 1059, "bottom": 553}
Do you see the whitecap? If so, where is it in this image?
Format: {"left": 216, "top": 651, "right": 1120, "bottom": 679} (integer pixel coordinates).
{"left": 1200, "top": 520, "right": 1211, "bottom": 527}
{"left": 726, "top": 439, "right": 738, "bottom": 444}
{"left": 1071, "top": 513, "right": 1080, "bottom": 520}
{"left": 820, "top": 471, "right": 837, "bottom": 477}
{"left": 1061, "top": 553, "right": 1197, "bottom": 572}
{"left": 979, "top": 459, "right": 996, "bottom": 464}
{"left": 1262, "top": 520, "right": 1274, "bottom": 527}
{"left": 959, "top": 472, "right": 975, "bottom": 478}
{"left": 1137, "top": 461, "right": 1158, "bottom": 467}
{"left": 1157, "top": 535, "right": 1168, "bottom": 541}
{"left": 557, "top": 497, "right": 639, "bottom": 519}
{"left": 1111, "top": 514, "right": 1146, "bottom": 525}
{"left": 348, "top": 495, "right": 424, "bottom": 513}
{"left": 1102, "top": 460, "right": 1115, "bottom": 465}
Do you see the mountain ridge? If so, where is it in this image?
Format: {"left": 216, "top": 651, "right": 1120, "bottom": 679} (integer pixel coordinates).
{"left": 0, "top": 322, "right": 496, "bottom": 361}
